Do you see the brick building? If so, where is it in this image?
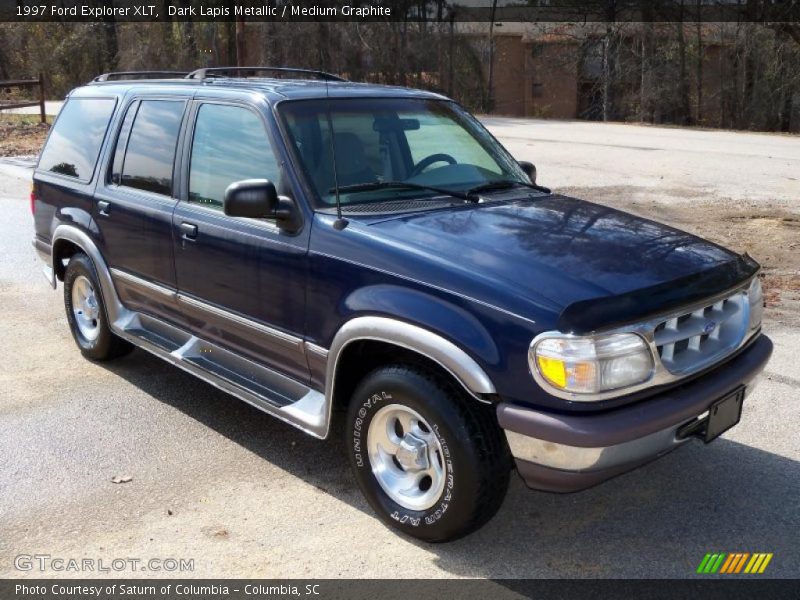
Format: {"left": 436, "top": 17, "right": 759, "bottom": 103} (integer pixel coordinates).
{"left": 460, "top": 23, "right": 739, "bottom": 128}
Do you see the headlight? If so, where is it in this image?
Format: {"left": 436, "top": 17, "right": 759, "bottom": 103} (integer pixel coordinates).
{"left": 748, "top": 276, "right": 763, "bottom": 331}
{"left": 530, "top": 333, "right": 654, "bottom": 398}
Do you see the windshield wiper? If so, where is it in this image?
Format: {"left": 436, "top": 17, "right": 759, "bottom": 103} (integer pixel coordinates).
{"left": 466, "top": 179, "right": 551, "bottom": 197}
{"left": 330, "top": 181, "right": 476, "bottom": 203}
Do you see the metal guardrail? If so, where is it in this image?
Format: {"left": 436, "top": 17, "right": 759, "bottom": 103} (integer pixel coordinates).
{"left": 0, "top": 73, "right": 46, "bottom": 123}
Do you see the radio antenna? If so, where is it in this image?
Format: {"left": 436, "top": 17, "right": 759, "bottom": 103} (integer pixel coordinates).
{"left": 325, "top": 79, "right": 347, "bottom": 230}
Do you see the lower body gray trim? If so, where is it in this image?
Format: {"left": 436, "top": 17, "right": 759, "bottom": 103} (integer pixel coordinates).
{"left": 505, "top": 424, "right": 688, "bottom": 473}
{"left": 514, "top": 456, "right": 659, "bottom": 494}
{"left": 45, "top": 227, "right": 498, "bottom": 441}
{"left": 49, "top": 225, "right": 329, "bottom": 438}
{"left": 109, "top": 267, "right": 304, "bottom": 352}
{"left": 111, "top": 268, "right": 177, "bottom": 301}
{"left": 176, "top": 292, "right": 303, "bottom": 351}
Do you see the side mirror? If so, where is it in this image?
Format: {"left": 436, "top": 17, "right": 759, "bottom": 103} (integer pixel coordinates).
{"left": 518, "top": 161, "right": 537, "bottom": 184}
{"left": 224, "top": 179, "right": 279, "bottom": 218}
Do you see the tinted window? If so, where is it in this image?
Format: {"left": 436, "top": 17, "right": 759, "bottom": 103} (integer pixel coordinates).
{"left": 189, "top": 104, "right": 280, "bottom": 209}
{"left": 109, "top": 101, "right": 138, "bottom": 185}
{"left": 38, "top": 98, "right": 116, "bottom": 181}
{"left": 120, "top": 100, "right": 185, "bottom": 196}
{"left": 280, "top": 98, "right": 526, "bottom": 207}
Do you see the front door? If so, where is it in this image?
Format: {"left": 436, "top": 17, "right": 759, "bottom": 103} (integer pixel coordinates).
{"left": 171, "top": 100, "right": 310, "bottom": 382}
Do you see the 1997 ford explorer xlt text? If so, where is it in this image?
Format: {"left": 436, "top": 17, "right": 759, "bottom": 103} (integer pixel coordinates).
{"left": 32, "top": 67, "right": 772, "bottom": 542}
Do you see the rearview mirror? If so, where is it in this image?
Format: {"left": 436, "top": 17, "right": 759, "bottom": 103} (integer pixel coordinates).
{"left": 518, "top": 161, "right": 537, "bottom": 184}
{"left": 373, "top": 117, "right": 420, "bottom": 132}
{"left": 224, "top": 179, "right": 278, "bottom": 218}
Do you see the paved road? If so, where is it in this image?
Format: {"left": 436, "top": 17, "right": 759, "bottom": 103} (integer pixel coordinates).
{"left": 0, "top": 120, "right": 798, "bottom": 579}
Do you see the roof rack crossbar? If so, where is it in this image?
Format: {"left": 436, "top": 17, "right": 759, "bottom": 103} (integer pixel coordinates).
{"left": 93, "top": 71, "right": 190, "bottom": 82}
{"left": 185, "top": 66, "right": 346, "bottom": 82}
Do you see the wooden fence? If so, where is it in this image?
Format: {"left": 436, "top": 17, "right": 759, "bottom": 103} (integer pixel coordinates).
{"left": 0, "top": 74, "right": 46, "bottom": 123}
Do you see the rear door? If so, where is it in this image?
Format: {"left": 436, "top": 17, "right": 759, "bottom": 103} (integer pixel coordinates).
{"left": 171, "top": 99, "right": 310, "bottom": 382}
{"left": 94, "top": 97, "right": 189, "bottom": 322}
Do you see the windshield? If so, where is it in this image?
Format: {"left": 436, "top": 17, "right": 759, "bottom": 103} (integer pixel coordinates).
{"left": 279, "top": 98, "right": 529, "bottom": 208}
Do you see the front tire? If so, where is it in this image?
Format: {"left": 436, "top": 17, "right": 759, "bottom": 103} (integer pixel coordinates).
{"left": 64, "top": 253, "right": 133, "bottom": 361}
{"left": 346, "top": 365, "right": 511, "bottom": 542}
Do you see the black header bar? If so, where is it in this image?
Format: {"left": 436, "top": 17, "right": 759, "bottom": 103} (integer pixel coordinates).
{"left": 2, "top": 0, "right": 800, "bottom": 23}
{"left": 2, "top": 579, "right": 800, "bottom": 600}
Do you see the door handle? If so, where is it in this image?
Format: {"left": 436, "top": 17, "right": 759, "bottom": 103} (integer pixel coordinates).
{"left": 180, "top": 222, "right": 198, "bottom": 240}
{"left": 97, "top": 200, "right": 111, "bottom": 217}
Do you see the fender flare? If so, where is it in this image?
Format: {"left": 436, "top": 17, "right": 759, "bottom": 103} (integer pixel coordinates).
{"left": 324, "top": 316, "right": 497, "bottom": 427}
{"left": 52, "top": 224, "right": 131, "bottom": 329}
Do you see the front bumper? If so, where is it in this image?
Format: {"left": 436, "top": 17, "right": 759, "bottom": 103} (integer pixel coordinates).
{"left": 498, "top": 334, "right": 773, "bottom": 493}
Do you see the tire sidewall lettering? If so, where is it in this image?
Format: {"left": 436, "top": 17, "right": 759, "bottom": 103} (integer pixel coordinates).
{"left": 352, "top": 391, "right": 390, "bottom": 469}
{"left": 351, "top": 388, "right": 455, "bottom": 528}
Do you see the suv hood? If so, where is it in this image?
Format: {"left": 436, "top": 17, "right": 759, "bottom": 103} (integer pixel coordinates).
{"left": 365, "top": 194, "right": 756, "bottom": 329}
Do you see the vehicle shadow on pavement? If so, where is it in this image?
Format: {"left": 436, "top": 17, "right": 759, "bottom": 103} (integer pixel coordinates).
{"left": 105, "top": 350, "right": 800, "bottom": 579}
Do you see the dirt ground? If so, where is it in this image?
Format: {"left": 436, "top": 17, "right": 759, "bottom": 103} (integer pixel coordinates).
{"left": 564, "top": 186, "right": 800, "bottom": 324}
{"left": 0, "top": 114, "right": 50, "bottom": 157}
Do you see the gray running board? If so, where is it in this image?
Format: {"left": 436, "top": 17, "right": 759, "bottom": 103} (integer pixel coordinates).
{"left": 114, "top": 312, "right": 327, "bottom": 438}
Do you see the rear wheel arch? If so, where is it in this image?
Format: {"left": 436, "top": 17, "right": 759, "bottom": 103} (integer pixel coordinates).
{"left": 63, "top": 252, "right": 133, "bottom": 360}
{"left": 51, "top": 225, "right": 127, "bottom": 328}
{"left": 52, "top": 238, "right": 82, "bottom": 281}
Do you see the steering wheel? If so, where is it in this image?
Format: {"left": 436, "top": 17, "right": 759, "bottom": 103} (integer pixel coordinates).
{"left": 410, "top": 153, "right": 457, "bottom": 177}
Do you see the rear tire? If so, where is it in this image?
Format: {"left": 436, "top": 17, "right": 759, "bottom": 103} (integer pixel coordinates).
{"left": 64, "top": 253, "right": 133, "bottom": 361}
{"left": 345, "top": 364, "right": 511, "bottom": 542}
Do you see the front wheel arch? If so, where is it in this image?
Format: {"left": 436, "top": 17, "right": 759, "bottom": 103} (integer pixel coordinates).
{"left": 325, "top": 317, "right": 497, "bottom": 416}
{"left": 330, "top": 339, "right": 495, "bottom": 420}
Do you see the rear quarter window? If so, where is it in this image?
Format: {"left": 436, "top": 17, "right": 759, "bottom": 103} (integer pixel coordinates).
{"left": 38, "top": 97, "right": 116, "bottom": 182}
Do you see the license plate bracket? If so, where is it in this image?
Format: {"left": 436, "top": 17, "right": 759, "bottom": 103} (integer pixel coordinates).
{"left": 704, "top": 386, "right": 745, "bottom": 443}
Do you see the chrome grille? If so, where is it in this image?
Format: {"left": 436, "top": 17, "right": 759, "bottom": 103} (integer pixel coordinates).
{"left": 654, "top": 292, "right": 748, "bottom": 375}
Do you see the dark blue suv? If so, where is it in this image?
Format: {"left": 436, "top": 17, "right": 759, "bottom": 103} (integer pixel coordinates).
{"left": 32, "top": 67, "right": 772, "bottom": 542}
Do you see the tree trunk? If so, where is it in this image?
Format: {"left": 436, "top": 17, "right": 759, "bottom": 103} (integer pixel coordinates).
{"left": 677, "top": 3, "right": 691, "bottom": 124}
{"left": 486, "top": 0, "right": 498, "bottom": 113}
{"left": 695, "top": 9, "right": 703, "bottom": 124}
{"left": 225, "top": 22, "right": 237, "bottom": 66}
{"left": 0, "top": 39, "right": 9, "bottom": 79}
{"left": 780, "top": 82, "right": 794, "bottom": 132}
{"left": 235, "top": 19, "right": 246, "bottom": 66}
{"left": 448, "top": 11, "right": 455, "bottom": 98}
{"left": 602, "top": 25, "right": 615, "bottom": 121}
{"left": 401, "top": 16, "right": 409, "bottom": 86}
{"left": 640, "top": 3, "right": 654, "bottom": 122}
{"left": 103, "top": 20, "right": 119, "bottom": 72}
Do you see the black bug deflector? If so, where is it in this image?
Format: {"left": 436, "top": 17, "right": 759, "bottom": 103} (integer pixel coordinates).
{"left": 557, "top": 254, "right": 760, "bottom": 335}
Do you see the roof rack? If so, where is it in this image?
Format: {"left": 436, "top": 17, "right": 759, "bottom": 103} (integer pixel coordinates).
{"left": 93, "top": 71, "right": 190, "bottom": 82}
{"left": 185, "top": 66, "right": 346, "bottom": 82}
